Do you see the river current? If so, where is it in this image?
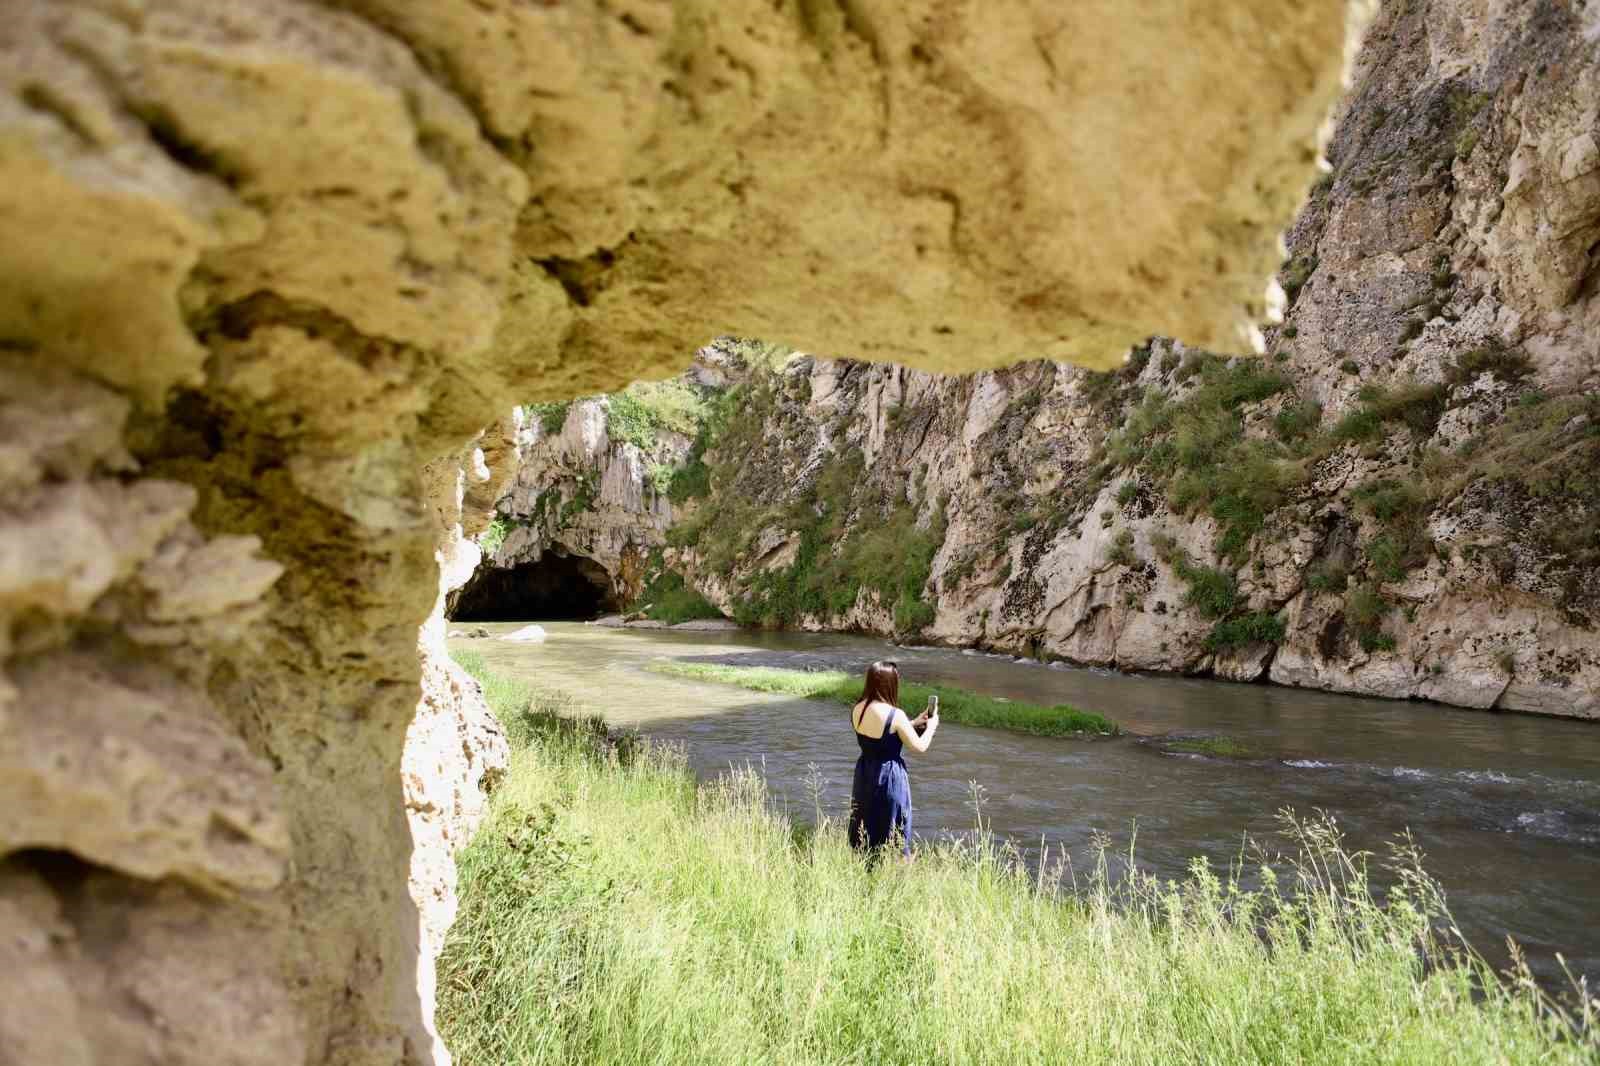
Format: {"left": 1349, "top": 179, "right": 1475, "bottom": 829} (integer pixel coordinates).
{"left": 453, "top": 621, "right": 1600, "bottom": 989}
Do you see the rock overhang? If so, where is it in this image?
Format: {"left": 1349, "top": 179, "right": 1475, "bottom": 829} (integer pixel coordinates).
{"left": 0, "top": 1, "right": 1372, "bottom": 1064}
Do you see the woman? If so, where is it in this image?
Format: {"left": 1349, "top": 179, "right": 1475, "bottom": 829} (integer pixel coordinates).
{"left": 847, "top": 659, "right": 939, "bottom": 858}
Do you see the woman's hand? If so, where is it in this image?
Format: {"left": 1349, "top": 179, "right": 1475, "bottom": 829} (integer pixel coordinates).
{"left": 895, "top": 706, "right": 938, "bottom": 753}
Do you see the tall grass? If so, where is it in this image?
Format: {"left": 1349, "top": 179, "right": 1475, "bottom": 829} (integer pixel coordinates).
{"left": 647, "top": 661, "right": 1117, "bottom": 736}
{"left": 437, "top": 659, "right": 1597, "bottom": 1066}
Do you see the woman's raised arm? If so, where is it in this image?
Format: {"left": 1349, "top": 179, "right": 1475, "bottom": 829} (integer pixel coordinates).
{"left": 892, "top": 707, "right": 938, "bottom": 753}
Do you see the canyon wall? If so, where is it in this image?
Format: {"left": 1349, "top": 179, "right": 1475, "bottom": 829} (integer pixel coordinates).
{"left": 481, "top": 1, "right": 1600, "bottom": 719}
{"left": 0, "top": 1, "right": 1362, "bottom": 1064}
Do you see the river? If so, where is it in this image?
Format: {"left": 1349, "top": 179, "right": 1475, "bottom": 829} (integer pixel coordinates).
{"left": 452, "top": 621, "right": 1600, "bottom": 990}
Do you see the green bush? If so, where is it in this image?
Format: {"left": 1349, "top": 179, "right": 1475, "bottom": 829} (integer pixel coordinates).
{"left": 1105, "top": 356, "right": 1294, "bottom": 561}
{"left": 480, "top": 514, "right": 511, "bottom": 557}
{"left": 1332, "top": 382, "right": 1449, "bottom": 443}
{"left": 1361, "top": 631, "right": 1398, "bottom": 653}
{"left": 1345, "top": 583, "right": 1387, "bottom": 628}
{"left": 1448, "top": 344, "right": 1532, "bottom": 386}
{"left": 1351, "top": 477, "right": 1433, "bottom": 580}
{"left": 1365, "top": 535, "right": 1409, "bottom": 581}
{"left": 1306, "top": 562, "right": 1349, "bottom": 594}
{"left": 606, "top": 379, "right": 709, "bottom": 452}
{"left": 1274, "top": 400, "right": 1322, "bottom": 442}
{"left": 1344, "top": 583, "right": 1396, "bottom": 652}
{"left": 1105, "top": 528, "right": 1137, "bottom": 567}
{"left": 558, "top": 477, "right": 596, "bottom": 526}
{"left": 1204, "top": 611, "right": 1287, "bottom": 651}
{"left": 667, "top": 456, "right": 710, "bottom": 500}
{"left": 1171, "top": 554, "right": 1238, "bottom": 619}
{"left": 525, "top": 400, "right": 572, "bottom": 435}
{"left": 1331, "top": 406, "right": 1382, "bottom": 442}
{"left": 638, "top": 569, "right": 725, "bottom": 625}
{"left": 1281, "top": 253, "right": 1319, "bottom": 304}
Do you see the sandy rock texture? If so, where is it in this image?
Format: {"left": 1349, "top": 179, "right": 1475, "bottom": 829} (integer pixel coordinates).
{"left": 0, "top": 1, "right": 1362, "bottom": 1063}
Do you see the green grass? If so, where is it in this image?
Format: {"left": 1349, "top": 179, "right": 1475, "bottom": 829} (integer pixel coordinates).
{"left": 450, "top": 648, "right": 594, "bottom": 749}
{"left": 647, "top": 661, "right": 1117, "bottom": 737}
{"left": 437, "top": 659, "right": 1599, "bottom": 1066}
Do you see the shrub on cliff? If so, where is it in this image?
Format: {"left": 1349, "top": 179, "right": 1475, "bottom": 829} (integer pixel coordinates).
{"left": 1104, "top": 355, "right": 1293, "bottom": 561}
{"left": 607, "top": 379, "right": 708, "bottom": 451}
{"left": 637, "top": 569, "right": 724, "bottom": 625}
{"left": 1204, "top": 611, "right": 1287, "bottom": 652}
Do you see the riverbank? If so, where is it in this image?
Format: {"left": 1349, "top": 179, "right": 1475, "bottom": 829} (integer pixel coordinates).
{"left": 581, "top": 616, "right": 1598, "bottom": 724}
{"left": 436, "top": 652, "right": 1596, "bottom": 1065}
{"left": 648, "top": 661, "right": 1117, "bottom": 736}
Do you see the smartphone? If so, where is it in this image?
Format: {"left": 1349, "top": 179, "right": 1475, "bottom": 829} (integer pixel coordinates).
{"left": 927, "top": 694, "right": 939, "bottom": 714}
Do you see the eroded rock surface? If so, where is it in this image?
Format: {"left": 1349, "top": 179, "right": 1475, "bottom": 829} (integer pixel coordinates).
{"left": 0, "top": 1, "right": 1365, "bottom": 1063}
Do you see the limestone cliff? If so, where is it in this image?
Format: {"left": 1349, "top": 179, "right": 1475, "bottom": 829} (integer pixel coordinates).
{"left": 0, "top": 1, "right": 1364, "bottom": 1063}
{"left": 482, "top": 2, "right": 1600, "bottom": 720}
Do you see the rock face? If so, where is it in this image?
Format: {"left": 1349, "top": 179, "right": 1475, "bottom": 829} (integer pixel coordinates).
{"left": 496, "top": 4, "right": 1600, "bottom": 720}
{"left": 405, "top": 422, "right": 515, "bottom": 1065}
{"left": 452, "top": 397, "right": 684, "bottom": 616}
{"left": 0, "top": 2, "right": 1365, "bottom": 1064}
{"left": 453, "top": 379, "right": 707, "bottom": 618}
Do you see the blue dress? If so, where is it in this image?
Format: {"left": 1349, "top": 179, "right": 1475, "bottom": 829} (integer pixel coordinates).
{"left": 848, "top": 702, "right": 913, "bottom": 857}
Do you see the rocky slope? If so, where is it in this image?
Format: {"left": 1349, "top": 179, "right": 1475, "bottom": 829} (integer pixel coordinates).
{"left": 477, "top": 2, "right": 1600, "bottom": 720}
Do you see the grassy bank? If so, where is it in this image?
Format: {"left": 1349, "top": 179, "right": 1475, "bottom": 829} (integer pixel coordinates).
{"left": 646, "top": 661, "right": 1117, "bottom": 736}
{"left": 437, "top": 655, "right": 1596, "bottom": 1066}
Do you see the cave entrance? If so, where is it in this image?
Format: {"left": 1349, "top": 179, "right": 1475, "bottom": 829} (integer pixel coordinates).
{"left": 448, "top": 552, "right": 620, "bottom": 621}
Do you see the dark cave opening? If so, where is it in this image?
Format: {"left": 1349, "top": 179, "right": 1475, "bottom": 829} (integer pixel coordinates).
{"left": 448, "top": 552, "right": 621, "bottom": 621}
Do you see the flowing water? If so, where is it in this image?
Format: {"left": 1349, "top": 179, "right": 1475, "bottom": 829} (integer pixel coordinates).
{"left": 455, "top": 621, "right": 1600, "bottom": 988}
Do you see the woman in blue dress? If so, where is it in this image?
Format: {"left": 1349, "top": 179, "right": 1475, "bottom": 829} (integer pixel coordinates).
{"left": 847, "top": 660, "right": 939, "bottom": 858}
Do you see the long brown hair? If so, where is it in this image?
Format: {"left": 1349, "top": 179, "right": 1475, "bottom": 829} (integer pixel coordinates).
{"left": 860, "top": 659, "right": 899, "bottom": 709}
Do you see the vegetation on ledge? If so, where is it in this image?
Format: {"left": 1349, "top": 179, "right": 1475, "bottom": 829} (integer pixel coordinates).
{"left": 666, "top": 362, "right": 948, "bottom": 635}
{"left": 438, "top": 655, "right": 1598, "bottom": 1066}
{"left": 648, "top": 661, "right": 1116, "bottom": 736}
{"left": 636, "top": 567, "right": 724, "bottom": 625}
